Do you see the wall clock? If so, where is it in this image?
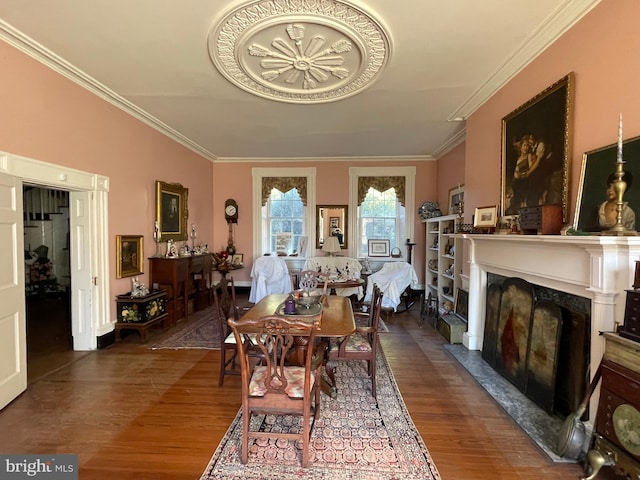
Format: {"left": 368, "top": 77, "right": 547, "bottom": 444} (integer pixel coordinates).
{"left": 225, "top": 199, "right": 238, "bottom": 224}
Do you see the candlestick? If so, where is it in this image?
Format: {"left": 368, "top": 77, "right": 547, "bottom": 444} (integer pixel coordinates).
{"left": 617, "top": 113, "right": 623, "bottom": 163}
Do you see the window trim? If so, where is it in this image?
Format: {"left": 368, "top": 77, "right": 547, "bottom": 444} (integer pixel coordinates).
{"left": 252, "top": 167, "right": 316, "bottom": 259}
{"left": 349, "top": 166, "right": 415, "bottom": 260}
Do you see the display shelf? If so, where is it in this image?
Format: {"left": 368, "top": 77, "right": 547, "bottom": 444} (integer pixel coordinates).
{"left": 424, "top": 214, "right": 461, "bottom": 311}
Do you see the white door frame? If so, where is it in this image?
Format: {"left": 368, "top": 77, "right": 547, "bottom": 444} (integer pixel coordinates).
{"left": 0, "top": 151, "right": 110, "bottom": 350}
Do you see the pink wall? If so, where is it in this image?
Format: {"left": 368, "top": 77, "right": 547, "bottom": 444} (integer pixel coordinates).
{"left": 212, "top": 160, "right": 437, "bottom": 284}
{"left": 0, "top": 41, "right": 214, "bottom": 297}
{"left": 465, "top": 0, "right": 640, "bottom": 226}
{"left": 437, "top": 142, "right": 466, "bottom": 212}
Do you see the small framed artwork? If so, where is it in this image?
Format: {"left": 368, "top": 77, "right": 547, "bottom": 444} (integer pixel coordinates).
{"left": 473, "top": 205, "right": 498, "bottom": 228}
{"left": 329, "top": 216, "right": 340, "bottom": 229}
{"left": 501, "top": 73, "right": 573, "bottom": 221}
{"left": 574, "top": 136, "right": 640, "bottom": 233}
{"left": 367, "top": 239, "right": 390, "bottom": 257}
{"left": 448, "top": 185, "right": 464, "bottom": 215}
{"left": 231, "top": 254, "right": 244, "bottom": 266}
{"left": 275, "top": 232, "right": 293, "bottom": 254}
{"left": 116, "top": 235, "right": 144, "bottom": 279}
{"left": 156, "top": 180, "right": 189, "bottom": 242}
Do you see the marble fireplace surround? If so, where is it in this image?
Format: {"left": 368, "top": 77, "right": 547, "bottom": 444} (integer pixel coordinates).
{"left": 461, "top": 234, "right": 640, "bottom": 420}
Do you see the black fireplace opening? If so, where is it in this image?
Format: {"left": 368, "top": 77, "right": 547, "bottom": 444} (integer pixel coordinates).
{"left": 483, "top": 274, "right": 591, "bottom": 419}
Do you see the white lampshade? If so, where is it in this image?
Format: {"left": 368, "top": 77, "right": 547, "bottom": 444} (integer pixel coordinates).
{"left": 322, "top": 236, "right": 341, "bottom": 256}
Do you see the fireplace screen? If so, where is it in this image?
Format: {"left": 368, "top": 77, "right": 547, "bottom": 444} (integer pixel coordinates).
{"left": 483, "top": 275, "right": 585, "bottom": 414}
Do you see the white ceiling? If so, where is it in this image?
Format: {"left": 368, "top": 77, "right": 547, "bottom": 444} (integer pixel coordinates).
{"left": 0, "top": 0, "right": 600, "bottom": 161}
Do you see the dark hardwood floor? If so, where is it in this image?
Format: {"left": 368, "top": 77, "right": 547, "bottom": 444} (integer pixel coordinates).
{"left": 1, "top": 291, "right": 617, "bottom": 479}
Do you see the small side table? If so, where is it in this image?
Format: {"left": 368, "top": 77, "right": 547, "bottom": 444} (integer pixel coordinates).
{"left": 115, "top": 289, "right": 169, "bottom": 342}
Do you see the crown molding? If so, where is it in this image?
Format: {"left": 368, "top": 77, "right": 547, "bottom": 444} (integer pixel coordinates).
{"left": 0, "top": 20, "right": 218, "bottom": 162}
{"left": 214, "top": 154, "right": 433, "bottom": 164}
{"left": 431, "top": 127, "right": 466, "bottom": 159}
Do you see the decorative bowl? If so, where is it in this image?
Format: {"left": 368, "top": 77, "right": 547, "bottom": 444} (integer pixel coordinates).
{"left": 293, "top": 290, "right": 323, "bottom": 307}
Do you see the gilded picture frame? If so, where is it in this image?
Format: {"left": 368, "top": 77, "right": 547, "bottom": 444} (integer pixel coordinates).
{"left": 116, "top": 235, "right": 144, "bottom": 279}
{"left": 501, "top": 73, "right": 574, "bottom": 222}
{"left": 156, "top": 180, "right": 188, "bottom": 242}
{"left": 574, "top": 136, "right": 640, "bottom": 233}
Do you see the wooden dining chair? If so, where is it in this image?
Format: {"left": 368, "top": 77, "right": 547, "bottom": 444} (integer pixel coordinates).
{"left": 327, "top": 284, "right": 384, "bottom": 398}
{"left": 298, "top": 270, "right": 329, "bottom": 296}
{"left": 212, "top": 276, "right": 244, "bottom": 386}
{"left": 228, "top": 314, "right": 322, "bottom": 468}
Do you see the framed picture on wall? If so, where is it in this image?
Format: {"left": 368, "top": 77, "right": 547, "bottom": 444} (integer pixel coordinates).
{"left": 156, "top": 181, "right": 189, "bottom": 242}
{"left": 448, "top": 185, "right": 464, "bottom": 215}
{"left": 156, "top": 180, "right": 189, "bottom": 242}
{"left": 574, "top": 136, "right": 640, "bottom": 233}
{"left": 501, "top": 73, "right": 574, "bottom": 222}
{"left": 116, "top": 235, "right": 144, "bottom": 279}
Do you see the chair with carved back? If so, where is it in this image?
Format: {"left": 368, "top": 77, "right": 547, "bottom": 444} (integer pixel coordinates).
{"left": 228, "top": 314, "right": 322, "bottom": 468}
{"left": 212, "top": 276, "right": 250, "bottom": 386}
{"left": 327, "top": 284, "right": 383, "bottom": 398}
{"left": 297, "top": 270, "right": 329, "bottom": 297}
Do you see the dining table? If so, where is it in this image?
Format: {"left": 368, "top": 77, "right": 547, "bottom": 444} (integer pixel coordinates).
{"left": 241, "top": 293, "right": 356, "bottom": 397}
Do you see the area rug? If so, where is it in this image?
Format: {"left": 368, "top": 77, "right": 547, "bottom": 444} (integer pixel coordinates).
{"left": 199, "top": 347, "right": 441, "bottom": 480}
{"left": 150, "top": 306, "right": 221, "bottom": 350}
{"left": 150, "top": 305, "right": 388, "bottom": 350}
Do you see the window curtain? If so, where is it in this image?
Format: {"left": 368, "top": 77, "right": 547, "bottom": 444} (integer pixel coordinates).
{"left": 261, "top": 177, "right": 307, "bottom": 205}
{"left": 357, "top": 176, "right": 405, "bottom": 206}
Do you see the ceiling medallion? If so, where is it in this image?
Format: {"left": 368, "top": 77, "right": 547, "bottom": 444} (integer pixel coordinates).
{"left": 208, "top": 0, "right": 391, "bottom": 104}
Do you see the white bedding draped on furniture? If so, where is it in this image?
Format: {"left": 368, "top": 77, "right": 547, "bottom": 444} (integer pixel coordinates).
{"left": 249, "top": 256, "right": 292, "bottom": 304}
{"left": 364, "top": 262, "right": 418, "bottom": 311}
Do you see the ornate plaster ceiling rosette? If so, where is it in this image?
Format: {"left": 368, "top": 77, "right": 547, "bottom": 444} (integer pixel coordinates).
{"left": 208, "top": 0, "right": 391, "bottom": 104}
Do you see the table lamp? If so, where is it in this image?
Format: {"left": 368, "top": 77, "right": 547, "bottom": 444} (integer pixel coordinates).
{"left": 322, "top": 236, "right": 341, "bottom": 256}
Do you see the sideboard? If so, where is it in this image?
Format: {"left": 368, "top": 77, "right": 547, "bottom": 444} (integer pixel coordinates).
{"left": 149, "top": 255, "right": 212, "bottom": 323}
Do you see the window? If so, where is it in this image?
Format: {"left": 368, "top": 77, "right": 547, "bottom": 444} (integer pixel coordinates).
{"left": 266, "top": 188, "right": 304, "bottom": 254}
{"left": 349, "top": 166, "right": 415, "bottom": 259}
{"left": 252, "top": 167, "right": 316, "bottom": 258}
{"left": 358, "top": 187, "right": 404, "bottom": 257}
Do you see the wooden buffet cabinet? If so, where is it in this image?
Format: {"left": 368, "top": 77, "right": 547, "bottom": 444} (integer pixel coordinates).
{"left": 583, "top": 333, "right": 640, "bottom": 480}
{"left": 149, "top": 255, "right": 212, "bottom": 323}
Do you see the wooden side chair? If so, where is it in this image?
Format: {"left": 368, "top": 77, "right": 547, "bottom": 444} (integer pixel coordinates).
{"left": 212, "top": 276, "right": 244, "bottom": 386}
{"left": 228, "top": 314, "right": 322, "bottom": 468}
{"left": 298, "top": 270, "right": 329, "bottom": 296}
{"left": 327, "top": 284, "right": 384, "bottom": 398}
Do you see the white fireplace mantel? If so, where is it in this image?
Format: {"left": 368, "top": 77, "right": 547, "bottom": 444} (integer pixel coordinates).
{"left": 462, "top": 234, "right": 640, "bottom": 387}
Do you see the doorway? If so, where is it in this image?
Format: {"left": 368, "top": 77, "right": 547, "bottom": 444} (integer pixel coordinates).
{"left": 0, "top": 153, "right": 109, "bottom": 410}
{"left": 23, "top": 186, "right": 78, "bottom": 382}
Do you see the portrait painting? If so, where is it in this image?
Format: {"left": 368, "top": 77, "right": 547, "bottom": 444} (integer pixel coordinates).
{"left": 574, "top": 136, "right": 640, "bottom": 233}
{"left": 116, "top": 235, "right": 143, "bottom": 279}
{"left": 156, "top": 181, "right": 188, "bottom": 242}
{"left": 501, "top": 73, "right": 573, "bottom": 222}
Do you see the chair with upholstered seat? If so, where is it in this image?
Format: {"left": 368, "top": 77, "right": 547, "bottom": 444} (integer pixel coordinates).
{"left": 228, "top": 314, "right": 322, "bottom": 467}
{"left": 327, "top": 284, "right": 383, "bottom": 398}
{"left": 364, "top": 262, "right": 418, "bottom": 317}
{"left": 249, "top": 255, "right": 293, "bottom": 304}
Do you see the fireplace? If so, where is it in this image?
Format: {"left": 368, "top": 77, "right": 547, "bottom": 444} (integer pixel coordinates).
{"left": 462, "top": 234, "right": 640, "bottom": 422}
{"left": 484, "top": 273, "right": 590, "bottom": 418}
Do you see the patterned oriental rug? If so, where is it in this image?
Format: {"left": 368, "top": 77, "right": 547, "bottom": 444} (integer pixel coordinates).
{"left": 150, "top": 306, "right": 221, "bottom": 350}
{"left": 150, "top": 305, "right": 388, "bottom": 350}
{"left": 199, "top": 348, "right": 441, "bottom": 480}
